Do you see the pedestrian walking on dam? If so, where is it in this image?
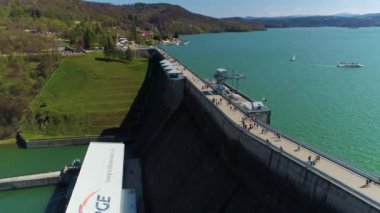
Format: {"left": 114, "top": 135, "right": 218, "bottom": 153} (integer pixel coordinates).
{"left": 307, "top": 155, "right": 313, "bottom": 166}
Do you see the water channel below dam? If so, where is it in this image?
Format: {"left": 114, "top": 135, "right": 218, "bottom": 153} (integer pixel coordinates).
{"left": 0, "top": 144, "right": 87, "bottom": 212}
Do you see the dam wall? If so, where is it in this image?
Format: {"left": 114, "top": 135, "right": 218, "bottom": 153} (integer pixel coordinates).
{"left": 185, "top": 78, "right": 378, "bottom": 212}
{"left": 122, "top": 50, "right": 184, "bottom": 148}
{"left": 123, "top": 50, "right": 380, "bottom": 212}
{"left": 130, "top": 48, "right": 152, "bottom": 58}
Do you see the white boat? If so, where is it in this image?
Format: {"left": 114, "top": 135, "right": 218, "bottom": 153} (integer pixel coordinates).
{"left": 337, "top": 62, "right": 363, "bottom": 68}
{"left": 289, "top": 54, "right": 295, "bottom": 62}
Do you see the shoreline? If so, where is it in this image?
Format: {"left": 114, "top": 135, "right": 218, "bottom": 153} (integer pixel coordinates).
{"left": 0, "top": 138, "right": 15, "bottom": 145}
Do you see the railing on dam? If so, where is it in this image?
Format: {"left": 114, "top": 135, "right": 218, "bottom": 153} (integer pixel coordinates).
{"left": 210, "top": 97, "right": 380, "bottom": 208}
{"left": 256, "top": 119, "right": 379, "bottom": 183}
{"left": 156, "top": 47, "right": 380, "bottom": 208}
{"left": 246, "top": 120, "right": 380, "bottom": 207}
{"left": 196, "top": 79, "right": 380, "bottom": 208}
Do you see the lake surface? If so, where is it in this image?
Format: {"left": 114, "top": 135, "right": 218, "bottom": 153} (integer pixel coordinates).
{"left": 163, "top": 27, "right": 380, "bottom": 176}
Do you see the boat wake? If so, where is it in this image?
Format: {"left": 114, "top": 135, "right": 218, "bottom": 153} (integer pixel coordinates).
{"left": 313, "top": 64, "right": 336, "bottom": 68}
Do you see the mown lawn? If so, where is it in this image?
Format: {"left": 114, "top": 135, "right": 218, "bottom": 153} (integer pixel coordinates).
{"left": 21, "top": 52, "right": 148, "bottom": 140}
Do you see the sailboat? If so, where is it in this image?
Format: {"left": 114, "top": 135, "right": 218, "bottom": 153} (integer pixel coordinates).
{"left": 289, "top": 53, "right": 296, "bottom": 62}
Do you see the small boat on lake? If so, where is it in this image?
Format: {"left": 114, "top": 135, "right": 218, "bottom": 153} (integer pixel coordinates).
{"left": 337, "top": 62, "right": 363, "bottom": 68}
{"left": 289, "top": 54, "right": 295, "bottom": 62}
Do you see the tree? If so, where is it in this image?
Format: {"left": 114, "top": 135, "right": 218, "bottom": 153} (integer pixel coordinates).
{"left": 173, "top": 32, "right": 179, "bottom": 39}
{"left": 103, "top": 35, "right": 115, "bottom": 59}
{"left": 124, "top": 48, "right": 132, "bottom": 61}
{"left": 162, "top": 34, "right": 169, "bottom": 40}
{"left": 83, "top": 28, "right": 94, "bottom": 49}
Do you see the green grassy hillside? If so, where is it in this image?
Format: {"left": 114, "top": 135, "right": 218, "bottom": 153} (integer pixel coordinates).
{"left": 21, "top": 52, "right": 147, "bottom": 139}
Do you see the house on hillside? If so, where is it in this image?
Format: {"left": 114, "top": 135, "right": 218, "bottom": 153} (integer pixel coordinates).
{"left": 138, "top": 29, "right": 154, "bottom": 43}
{"left": 57, "top": 46, "right": 76, "bottom": 55}
{"left": 117, "top": 37, "right": 129, "bottom": 49}
{"left": 24, "top": 29, "right": 38, "bottom": 34}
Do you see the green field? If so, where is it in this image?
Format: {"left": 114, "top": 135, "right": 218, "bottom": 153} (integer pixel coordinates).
{"left": 21, "top": 52, "right": 147, "bottom": 140}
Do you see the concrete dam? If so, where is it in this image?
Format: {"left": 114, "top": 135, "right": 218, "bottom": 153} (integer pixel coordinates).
{"left": 121, "top": 49, "right": 380, "bottom": 213}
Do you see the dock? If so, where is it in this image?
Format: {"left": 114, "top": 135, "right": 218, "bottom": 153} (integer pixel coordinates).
{"left": 0, "top": 171, "right": 61, "bottom": 190}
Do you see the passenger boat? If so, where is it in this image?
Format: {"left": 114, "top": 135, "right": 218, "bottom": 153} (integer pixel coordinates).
{"left": 337, "top": 62, "right": 363, "bottom": 68}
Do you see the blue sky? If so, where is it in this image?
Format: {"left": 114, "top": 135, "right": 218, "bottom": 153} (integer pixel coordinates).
{"left": 87, "top": 0, "right": 380, "bottom": 18}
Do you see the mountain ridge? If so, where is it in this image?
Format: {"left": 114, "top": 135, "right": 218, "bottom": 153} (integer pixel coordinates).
{"left": 0, "top": 1, "right": 263, "bottom": 35}
{"left": 235, "top": 13, "right": 380, "bottom": 28}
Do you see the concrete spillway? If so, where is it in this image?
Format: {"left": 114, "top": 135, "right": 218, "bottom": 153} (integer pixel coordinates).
{"left": 122, "top": 49, "right": 380, "bottom": 213}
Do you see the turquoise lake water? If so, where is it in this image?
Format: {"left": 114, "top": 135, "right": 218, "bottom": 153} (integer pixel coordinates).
{"left": 163, "top": 27, "right": 380, "bottom": 176}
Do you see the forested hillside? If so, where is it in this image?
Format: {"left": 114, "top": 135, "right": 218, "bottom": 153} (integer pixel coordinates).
{"left": 0, "top": 53, "right": 61, "bottom": 139}
{"left": 0, "top": 0, "right": 262, "bottom": 40}
{"left": 0, "top": 0, "right": 262, "bottom": 140}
